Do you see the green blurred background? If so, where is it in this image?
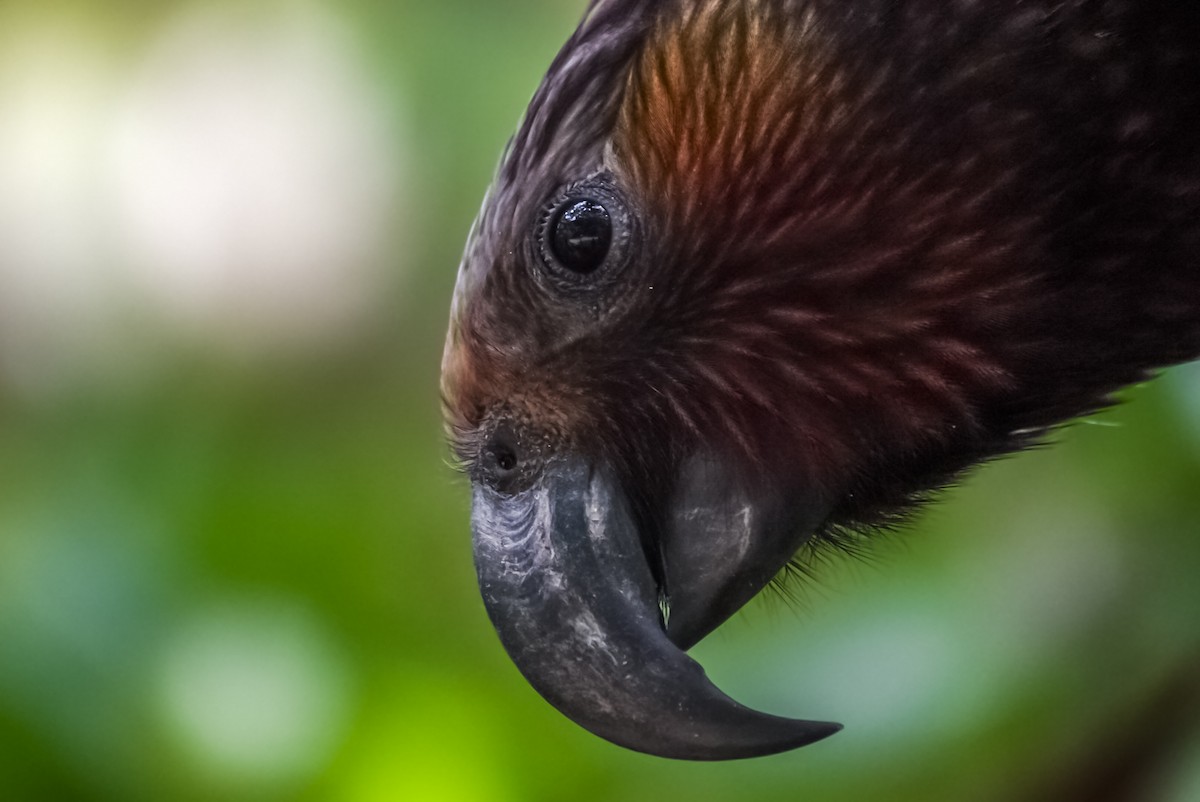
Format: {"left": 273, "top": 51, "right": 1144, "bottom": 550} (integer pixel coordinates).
{"left": 0, "top": 2, "right": 1197, "bottom": 800}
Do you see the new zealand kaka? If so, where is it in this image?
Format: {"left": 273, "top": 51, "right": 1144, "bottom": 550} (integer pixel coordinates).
{"left": 441, "top": 0, "right": 1200, "bottom": 760}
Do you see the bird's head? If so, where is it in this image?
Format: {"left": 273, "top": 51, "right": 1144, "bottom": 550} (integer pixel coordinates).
{"left": 441, "top": 0, "right": 1197, "bottom": 760}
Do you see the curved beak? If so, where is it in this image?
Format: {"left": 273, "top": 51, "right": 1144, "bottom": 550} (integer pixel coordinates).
{"left": 472, "top": 455, "right": 839, "bottom": 760}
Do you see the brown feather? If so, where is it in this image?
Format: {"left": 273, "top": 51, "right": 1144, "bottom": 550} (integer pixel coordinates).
{"left": 446, "top": 0, "right": 1200, "bottom": 529}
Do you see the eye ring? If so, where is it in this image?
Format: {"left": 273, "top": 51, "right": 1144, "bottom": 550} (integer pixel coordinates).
{"left": 534, "top": 176, "right": 634, "bottom": 291}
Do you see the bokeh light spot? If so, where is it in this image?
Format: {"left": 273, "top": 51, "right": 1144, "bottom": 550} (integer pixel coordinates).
{"left": 108, "top": 2, "right": 406, "bottom": 353}
{"left": 156, "top": 598, "right": 353, "bottom": 790}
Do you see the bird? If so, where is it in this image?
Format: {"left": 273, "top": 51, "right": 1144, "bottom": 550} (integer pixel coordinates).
{"left": 441, "top": 0, "right": 1200, "bottom": 760}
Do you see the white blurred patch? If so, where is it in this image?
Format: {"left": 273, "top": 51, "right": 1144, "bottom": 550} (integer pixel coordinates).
{"left": 0, "top": 24, "right": 128, "bottom": 394}
{"left": 0, "top": 4, "right": 406, "bottom": 396}
{"left": 800, "top": 609, "right": 964, "bottom": 735}
{"left": 156, "top": 599, "right": 353, "bottom": 789}
{"left": 108, "top": 3, "right": 403, "bottom": 352}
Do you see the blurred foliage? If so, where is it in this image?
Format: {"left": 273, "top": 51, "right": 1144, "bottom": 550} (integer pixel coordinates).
{"left": 0, "top": 2, "right": 1197, "bottom": 800}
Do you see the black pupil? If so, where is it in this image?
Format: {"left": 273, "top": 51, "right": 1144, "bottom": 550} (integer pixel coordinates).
{"left": 551, "top": 199, "right": 611, "bottom": 274}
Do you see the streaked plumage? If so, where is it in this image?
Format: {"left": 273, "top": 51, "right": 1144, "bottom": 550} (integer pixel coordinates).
{"left": 443, "top": 0, "right": 1200, "bottom": 759}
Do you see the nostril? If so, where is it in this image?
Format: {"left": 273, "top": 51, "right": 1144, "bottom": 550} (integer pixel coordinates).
{"left": 481, "top": 426, "right": 525, "bottom": 490}
{"left": 477, "top": 423, "right": 543, "bottom": 493}
{"left": 489, "top": 442, "right": 519, "bottom": 474}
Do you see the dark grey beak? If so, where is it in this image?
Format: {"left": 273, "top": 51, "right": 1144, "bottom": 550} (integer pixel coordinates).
{"left": 472, "top": 455, "right": 839, "bottom": 760}
{"left": 659, "top": 454, "right": 832, "bottom": 650}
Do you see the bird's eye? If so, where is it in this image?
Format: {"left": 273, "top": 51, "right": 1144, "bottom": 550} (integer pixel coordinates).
{"left": 550, "top": 199, "right": 612, "bottom": 274}
{"left": 535, "top": 176, "right": 633, "bottom": 290}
